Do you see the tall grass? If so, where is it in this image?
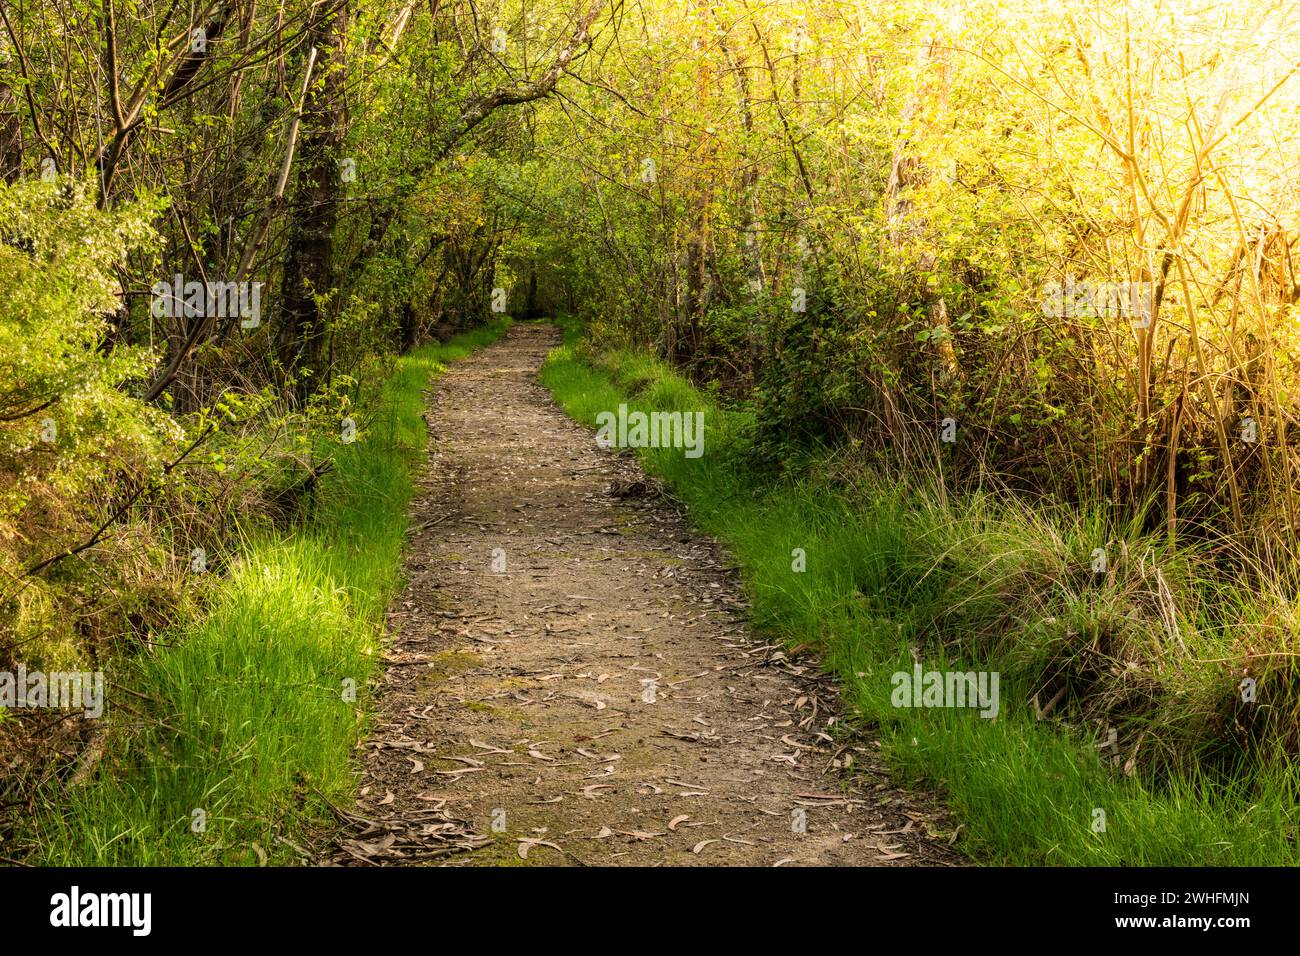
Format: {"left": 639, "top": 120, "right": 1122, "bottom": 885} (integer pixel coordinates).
{"left": 541, "top": 319, "right": 1300, "bottom": 866}
{"left": 26, "top": 319, "right": 511, "bottom": 865}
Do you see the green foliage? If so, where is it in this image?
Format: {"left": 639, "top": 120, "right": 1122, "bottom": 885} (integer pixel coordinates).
{"left": 0, "top": 180, "right": 174, "bottom": 664}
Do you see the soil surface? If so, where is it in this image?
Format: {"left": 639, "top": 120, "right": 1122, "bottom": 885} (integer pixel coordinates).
{"left": 339, "top": 324, "right": 963, "bottom": 866}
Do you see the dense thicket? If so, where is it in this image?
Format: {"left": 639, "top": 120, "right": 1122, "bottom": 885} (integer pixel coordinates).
{"left": 517, "top": 1, "right": 1300, "bottom": 551}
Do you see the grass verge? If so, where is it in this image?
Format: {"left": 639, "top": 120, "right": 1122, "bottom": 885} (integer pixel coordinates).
{"left": 26, "top": 319, "right": 511, "bottom": 865}
{"left": 540, "top": 317, "right": 1299, "bottom": 866}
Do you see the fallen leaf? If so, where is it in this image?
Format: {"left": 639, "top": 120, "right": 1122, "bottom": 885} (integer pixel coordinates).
{"left": 469, "top": 739, "right": 513, "bottom": 755}
{"left": 517, "top": 838, "right": 562, "bottom": 860}
{"left": 617, "top": 829, "right": 665, "bottom": 841}
{"left": 345, "top": 834, "right": 396, "bottom": 857}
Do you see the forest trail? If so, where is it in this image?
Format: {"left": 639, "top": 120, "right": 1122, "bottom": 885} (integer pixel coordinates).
{"left": 346, "top": 324, "right": 960, "bottom": 866}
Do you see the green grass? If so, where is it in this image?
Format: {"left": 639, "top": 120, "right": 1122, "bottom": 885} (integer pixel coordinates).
{"left": 27, "top": 319, "right": 511, "bottom": 865}
{"left": 540, "top": 317, "right": 1300, "bottom": 866}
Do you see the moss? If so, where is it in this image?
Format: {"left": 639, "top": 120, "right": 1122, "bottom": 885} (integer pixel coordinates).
{"left": 418, "top": 649, "right": 484, "bottom": 684}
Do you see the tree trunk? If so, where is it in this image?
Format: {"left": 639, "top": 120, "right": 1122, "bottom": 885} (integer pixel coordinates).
{"left": 279, "top": 2, "right": 349, "bottom": 401}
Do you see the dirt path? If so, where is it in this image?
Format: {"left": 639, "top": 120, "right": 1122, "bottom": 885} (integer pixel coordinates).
{"left": 343, "top": 324, "right": 961, "bottom": 866}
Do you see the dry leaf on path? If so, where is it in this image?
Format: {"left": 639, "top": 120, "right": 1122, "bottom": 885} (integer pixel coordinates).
{"left": 517, "top": 838, "right": 563, "bottom": 860}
